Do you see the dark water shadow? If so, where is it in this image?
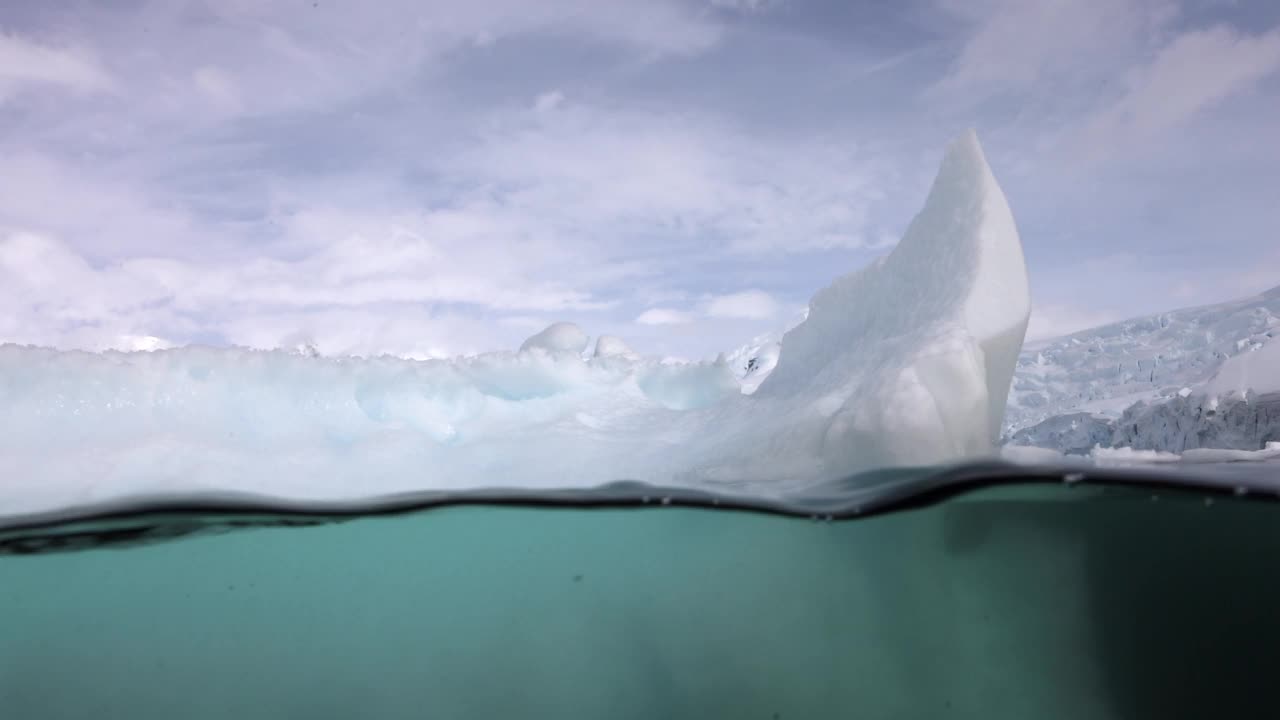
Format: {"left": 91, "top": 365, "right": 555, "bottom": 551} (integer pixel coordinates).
{"left": 944, "top": 487, "right": 1280, "bottom": 719}
{"left": 1084, "top": 493, "right": 1280, "bottom": 719}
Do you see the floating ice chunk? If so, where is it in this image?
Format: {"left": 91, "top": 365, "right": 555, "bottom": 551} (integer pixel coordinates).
{"left": 1091, "top": 447, "right": 1183, "bottom": 464}
{"left": 519, "top": 322, "right": 589, "bottom": 354}
{"left": 0, "top": 130, "right": 1033, "bottom": 520}
{"left": 1011, "top": 435, "right": 1280, "bottom": 466}
{"left": 1180, "top": 443, "right": 1280, "bottom": 464}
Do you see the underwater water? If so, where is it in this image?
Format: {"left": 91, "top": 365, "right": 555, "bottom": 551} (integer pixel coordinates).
{"left": 3, "top": 474, "right": 1280, "bottom": 719}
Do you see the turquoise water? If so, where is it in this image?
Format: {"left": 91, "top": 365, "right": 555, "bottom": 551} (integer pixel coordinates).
{"left": 3, "top": 481, "right": 1279, "bottom": 719}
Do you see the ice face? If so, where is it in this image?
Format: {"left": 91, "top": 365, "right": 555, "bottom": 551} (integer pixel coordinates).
{"left": 0, "top": 131, "right": 1031, "bottom": 520}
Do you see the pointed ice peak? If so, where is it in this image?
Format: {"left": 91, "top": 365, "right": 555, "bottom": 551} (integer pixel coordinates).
{"left": 896, "top": 129, "right": 1007, "bottom": 255}
{"left": 944, "top": 128, "right": 984, "bottom": 167}
{"left": 762, "top": 128, "right": 1029, "bottom": 445}
{"left": 890, "top": 130, "right": 1029, "bottom": 343}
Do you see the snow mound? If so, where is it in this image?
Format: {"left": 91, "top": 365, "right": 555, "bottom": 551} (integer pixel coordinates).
{"left": 0, "top": 131, "right": 1031, "bottom": 519}
{"left": 519, "top": 322, "right": 589, "bottom": 354}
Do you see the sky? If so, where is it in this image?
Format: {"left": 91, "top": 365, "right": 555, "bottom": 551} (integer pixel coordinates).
{"left": 1, "top": 0, "right": 1278, "bottom": 360}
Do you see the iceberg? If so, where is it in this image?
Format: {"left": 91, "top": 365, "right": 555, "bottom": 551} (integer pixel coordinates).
{"left": 0, "top": 131, "right": 1030, "bottom": 520}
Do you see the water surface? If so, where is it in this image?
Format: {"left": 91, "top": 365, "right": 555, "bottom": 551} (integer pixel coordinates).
{"left": 4, "top": 470, "right": 1279, "bottom": 719}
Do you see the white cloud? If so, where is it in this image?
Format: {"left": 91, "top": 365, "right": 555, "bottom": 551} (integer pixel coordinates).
{"left": 451, "top": 102, "right": 882, "bottom": 254}
{"left": 1079, "top": 25, "right": 1280, "bottom": 151}
{"left": 710, "top": 0, "right": 778, "bottom": 12}
{"left": 193, "top": 66, "right": 244, "bottom": 115}
{"left": 0, "top": 152, "right": 217, "bottom": 259}
{"left": 534, "top": 90, "right": 565, "bottom": 112}
{"left": 125, "top": 0, "right": 719, "bottom": 107}
{"left": 6, "top": 0, "right": 1273, "bottom": 366}
{"left": 0, "top": 89, "right": 888, "bottom": 359}
{"left": 636, "top": 308, "right": 695, "bottom": 325}
{"left": 0, "top": 0, "right": 726, "bottom": 153}
{"left": 706, "top": 290, "right": 778, "bottom": 319}
{"left": 216, "top": 306, "right": 514, "bottom": 359}
{"left": 932, "top": 0, "right": 1280, "bottom": 166}
{"left": 3, "top": 98, "right": 882, "bottom": 356}
{"left": 0, "top": 32, "right": 114, "bottom": 100}
{"left": 0, "top": 227, "right": 605, "bottom": 354}
{"left": 931, "top": 0, "right": 1175, "bottom": 100}
{"left": 0, "top": 2, "right": 895, "bottom": 362}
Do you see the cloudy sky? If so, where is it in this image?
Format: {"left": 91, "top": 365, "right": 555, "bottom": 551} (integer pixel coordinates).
{"left": 2, "top": 0, "right": 1278, "bottom": 360}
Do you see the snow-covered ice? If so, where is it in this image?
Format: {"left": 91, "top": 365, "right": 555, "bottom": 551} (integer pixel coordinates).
{"left": 0, "top": 131, "right": 1031, "bottom": 519}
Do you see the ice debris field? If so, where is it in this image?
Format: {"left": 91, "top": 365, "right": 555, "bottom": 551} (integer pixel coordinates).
{"left": 1, "top": 130, "right": 1275, "bottom": 522}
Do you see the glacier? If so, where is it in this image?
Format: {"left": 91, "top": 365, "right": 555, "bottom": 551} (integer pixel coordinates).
{"left": 1006, "top": 284, "right": 1280, "bottom": 434}
{"left": 0, "top": 131, "right": 1031, "bottom": 521}
{"left": 1006, "top": 291, "right": 1280, "bottom": 457}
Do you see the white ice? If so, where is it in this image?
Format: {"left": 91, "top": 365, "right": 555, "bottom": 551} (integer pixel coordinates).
{"left": 0, "top": 131, "right": 1031, "bottom": 520}
{"left": 1091, "top": 443, "right": 1280, "bottom": 465}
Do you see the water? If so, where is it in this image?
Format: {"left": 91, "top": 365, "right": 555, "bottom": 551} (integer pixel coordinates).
{"left": 4, "top": 472, "right": 1280, "bottom": 718}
